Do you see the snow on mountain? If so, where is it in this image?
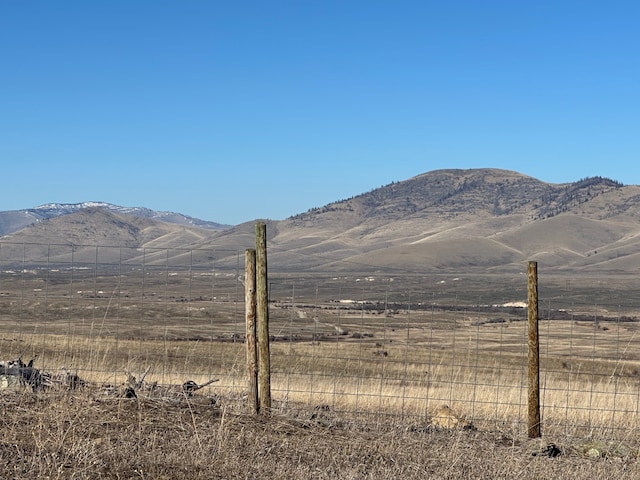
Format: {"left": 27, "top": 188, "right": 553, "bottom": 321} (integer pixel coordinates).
{"left": 0, "top": 202, "right": 230, "bottom": 236}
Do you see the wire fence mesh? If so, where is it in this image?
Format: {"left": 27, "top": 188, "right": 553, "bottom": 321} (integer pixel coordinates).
{"left": 2, "top": 241, "right": 640, "bottom": 444}
{"left": 0, "top": 242, "right": 247, "bottom": 396}
{"left": 268, "top": 277, "right": 640, "bottom": 442}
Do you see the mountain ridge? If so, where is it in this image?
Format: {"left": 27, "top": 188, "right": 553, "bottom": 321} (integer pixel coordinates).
{"left": 0, "top": 201, "right": 230, "bottom": 236}
{"left": 3, "top": 168, "right": 640, "bottom": 274}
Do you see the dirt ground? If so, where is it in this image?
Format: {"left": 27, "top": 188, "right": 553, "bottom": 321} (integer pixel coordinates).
{"left": 1, "top": 390, "right": 639, "bottom": 480}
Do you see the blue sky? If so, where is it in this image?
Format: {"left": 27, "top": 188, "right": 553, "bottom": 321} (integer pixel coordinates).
{"left": 1, "top": 1, "right": 638, "bottom": 225}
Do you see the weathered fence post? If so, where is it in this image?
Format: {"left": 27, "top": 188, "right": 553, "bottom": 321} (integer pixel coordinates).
{"left": 245, "top": 248, "right": 259, "bottom": 414}
{"left": 256, "top": 222, "right": 271, "bottom": 413}
{"left": 527, "top": 261, "right": 541, "bottom": 438}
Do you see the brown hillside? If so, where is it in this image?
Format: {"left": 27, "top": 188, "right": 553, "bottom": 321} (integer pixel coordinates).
{"left": 3, "top": 169, "right": 640, "bottom": 274}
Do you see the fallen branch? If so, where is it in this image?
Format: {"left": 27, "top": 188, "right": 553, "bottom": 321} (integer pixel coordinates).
{"left": 182, "top": 378, "right": 219, "bottom": 396}
{"left": 0, "top": 356, "right": 48, "bottom": 391}
{"left": 52, "top": 367, "right": 85, "bottom": 390}
{"left": 124, "top": 366, "right": 152, "bottom": 390}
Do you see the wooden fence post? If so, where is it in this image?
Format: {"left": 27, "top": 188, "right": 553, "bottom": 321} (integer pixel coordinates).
{"left": 256, "top": 222, "right": 271, "bottom": 413}
{"left": 244, "top": 248, "right": 259, "bottom": 414}
{"left": 527, "top": 261, "right": 541, "bottom": 438}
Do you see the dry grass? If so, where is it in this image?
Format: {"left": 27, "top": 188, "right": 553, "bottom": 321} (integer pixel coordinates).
{"left": 5, "top": 299, "right": 640, "bottom": 440}
{"left": 3, "top": 267, "right": 640, "bottom": 477}
{"left": 1, "top": 390, "right": 640, "bottom": 479}
{"left": 3, "top": 317, "right": 640, "bottom": 479}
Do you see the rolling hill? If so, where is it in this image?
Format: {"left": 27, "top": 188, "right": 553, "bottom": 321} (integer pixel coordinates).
{"left": 4, "top": 168, "right": 640, "bottom": 274}
{"left": 0, "top": 201, "right": 230, "bottom": 236}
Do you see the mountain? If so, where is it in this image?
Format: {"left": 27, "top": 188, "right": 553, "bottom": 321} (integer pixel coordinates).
{"left": 247, "top": 168, "right": 640, "bottom": 274}
{"left": 3, "top": 169, "right": 640, "bottom": 274}
{"left": 0, "top": 202, "right": 230, "bottom": 236}
{"left": 0, "top": 207, "right": 224, "bottom": 266}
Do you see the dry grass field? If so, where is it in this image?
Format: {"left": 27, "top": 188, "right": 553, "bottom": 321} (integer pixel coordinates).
{"left": 2, "top": 388, "right": 640, "bottom": 479}
{"left": 3, "top": 262, "right": 640, "bottom": 477}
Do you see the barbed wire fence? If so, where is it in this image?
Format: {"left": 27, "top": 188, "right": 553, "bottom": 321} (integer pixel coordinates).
{"left": 2, "top": 240, "right": 640, "bottom": 443}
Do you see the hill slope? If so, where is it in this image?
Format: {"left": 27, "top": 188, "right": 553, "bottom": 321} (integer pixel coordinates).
{"left": 262, "top": 168, "right": 640, "bottom": 273}
{"left": 0, "top": 202, "right": 229, "bottom": 236}
{"left": 4, "top": 169, "right": 640, "bottom": 274}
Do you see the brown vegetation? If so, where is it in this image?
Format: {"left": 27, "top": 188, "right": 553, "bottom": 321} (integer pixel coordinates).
{"left": 1, "top": 390, "right": 639, "bottom": 479}
{"left": 3, "top": 235, "right": 640, "bottom": 477}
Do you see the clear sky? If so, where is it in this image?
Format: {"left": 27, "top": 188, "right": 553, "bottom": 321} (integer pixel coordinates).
{"left": 1, "top": 1, "right": 638, "bottom": 225}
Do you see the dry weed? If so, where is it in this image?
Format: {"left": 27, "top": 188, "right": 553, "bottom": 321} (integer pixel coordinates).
{"left": 0, "top": 391, "right": 638, "bottom": 479}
